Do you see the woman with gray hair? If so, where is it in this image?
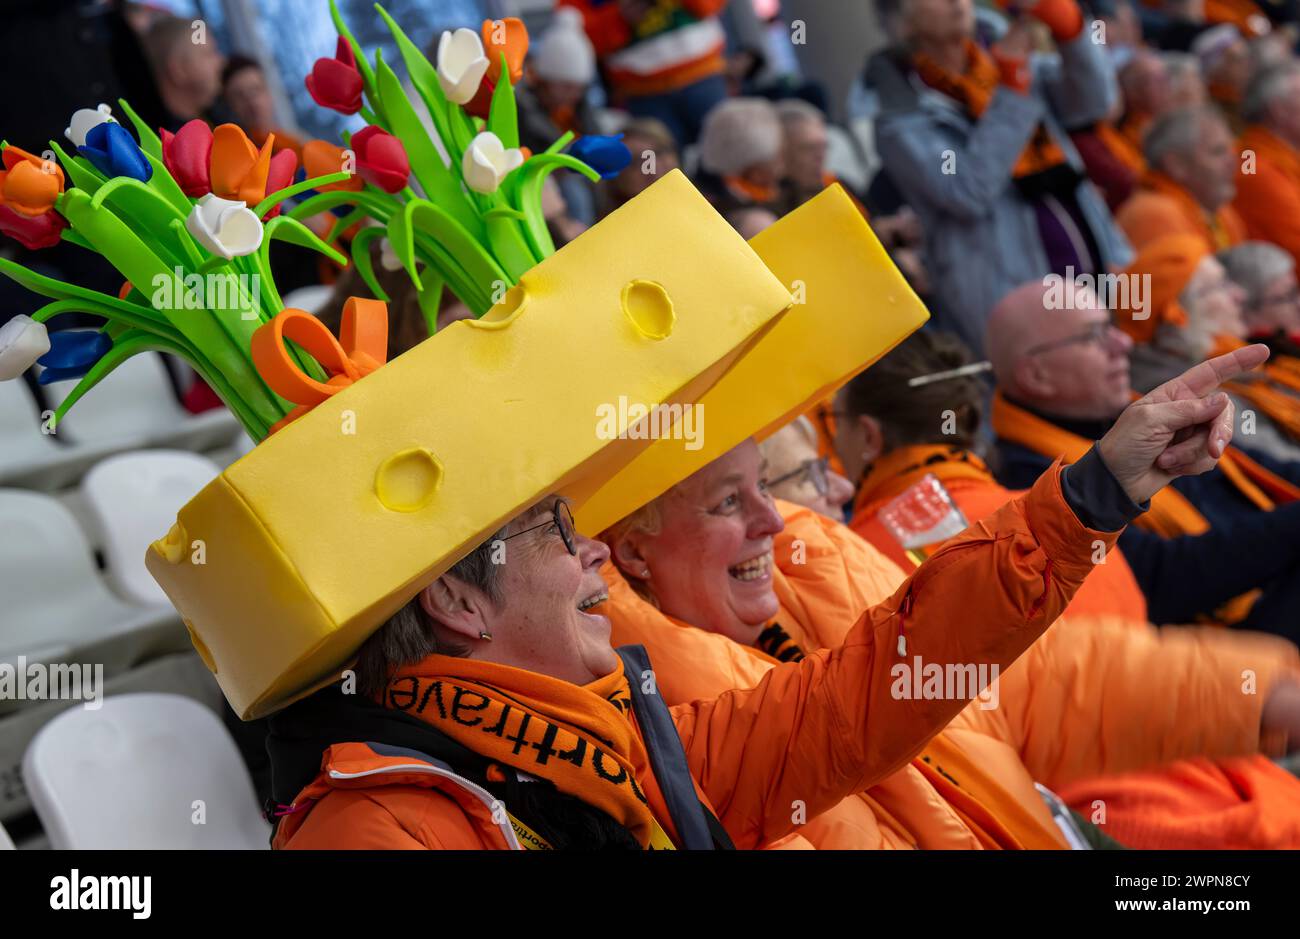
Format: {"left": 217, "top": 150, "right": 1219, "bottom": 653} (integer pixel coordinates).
{"left": 1220, "top": 240, "right": 1300, "bottom": 354}
{"left": 695, "top": 96, "right": 785, "bottom": 214}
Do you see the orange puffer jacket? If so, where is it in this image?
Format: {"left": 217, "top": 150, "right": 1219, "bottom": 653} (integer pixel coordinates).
{"left": 853, "top": 472, "right": 1300, "bottom": 849}
{"left": 276, "top": 466, "right": 1110, "bottom": 848}
{"left": 604, "top": 495, "right": 1299, "bottom": 849}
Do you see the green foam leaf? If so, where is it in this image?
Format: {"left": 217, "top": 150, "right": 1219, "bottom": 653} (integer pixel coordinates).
{"left": 487, "top": 60, "right": 519, "bottom": 151}
{"left": 254, "top": 172, "right": 352, "bottom": 219}
{"left": 349, "top": 226, "right": 392, "bottom": 302}
{"left": 373, "top": 51, "right": 482, "bottom": 236}
{"left": 117, "top": 99, "right": 163, "bottom": 161}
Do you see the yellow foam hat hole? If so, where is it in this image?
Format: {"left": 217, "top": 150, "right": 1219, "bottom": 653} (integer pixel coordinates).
{"left": 621, "top": 280, "right": 675, "bottom": 340}
{"left": 375, "top": 447, "right": 445, "bottom": 512}
{"left": 469, "top": 282, "right": 529, "bottom": 329}
{"left": 151, "top": 522, "right": 189, "bottom": 565}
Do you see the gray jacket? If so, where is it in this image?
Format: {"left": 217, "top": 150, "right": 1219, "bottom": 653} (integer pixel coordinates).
{"left": 873, "top": 35, "right": 1132, "bottom": 354}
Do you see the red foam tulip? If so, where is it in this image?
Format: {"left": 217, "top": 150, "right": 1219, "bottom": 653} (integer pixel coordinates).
{"left": 0, "top": 203, "right": 67, "bottom": 249}
{"left": 161, "top": 119, "right": 213, "bottom": 197}
{"left": 351, "top": 126, "right": 409, "bottom": 194}
{"left": 263, "top": 147, "right": 298, "bottom": 218}
{"left": 306, "top": 37, "right": 364, "bottom": 115}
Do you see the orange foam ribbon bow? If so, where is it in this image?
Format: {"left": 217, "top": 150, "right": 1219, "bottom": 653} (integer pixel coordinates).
{"left": 251, "top": 297, "right": 389, "bottom": 434}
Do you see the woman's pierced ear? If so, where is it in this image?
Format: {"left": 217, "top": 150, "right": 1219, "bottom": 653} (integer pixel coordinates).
{"left": 479, "top": 631, "right": 492, "bottom": 642}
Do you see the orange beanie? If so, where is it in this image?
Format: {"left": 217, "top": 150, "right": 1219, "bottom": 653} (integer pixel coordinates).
{"left": 1114, "top": 233, "right": 1207, "bottom": 344}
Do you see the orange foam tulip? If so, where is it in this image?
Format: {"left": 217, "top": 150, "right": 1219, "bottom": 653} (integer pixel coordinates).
{"left": 251, "top": 297, "right": 388, "bottom": 434}
{"left": 210, "top": 124, "right": 273, "bottom": 205}
{"left": 302, "top": 140, "right": 363, "bottom": 193}
{"left": 0, "top": 146, "right": 65, "bottom": 217}
{"left": 481, "top": 17, "right": 528, "bottom": 85}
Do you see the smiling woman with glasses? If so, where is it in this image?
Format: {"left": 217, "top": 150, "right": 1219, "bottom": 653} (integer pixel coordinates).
{"left": 756, "top": 417, "right": 858, "bottom": 520}
{"left": 499, "top": 499, "right": 578, "bottom": 557}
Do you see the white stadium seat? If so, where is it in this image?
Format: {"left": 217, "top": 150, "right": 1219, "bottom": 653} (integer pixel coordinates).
{"left": 0, "top": 489, "right": 186, "bottom": 702}
{"left": 23, "top": 692, "right": 270, "bottom": 849}
{"left": 280, "top": 284, "right": 336, "bottom": 315}
{"left": 79, "top": 450, "right": 222, "bottom": 606}
{"left": 43, "top": 348, "right": 241, "bottom": 453}
{"left": 0, "top": 378, "right": 121, "bottom": 490}
{"left": 0, "top": 652, "right": 222, "bottom": 824}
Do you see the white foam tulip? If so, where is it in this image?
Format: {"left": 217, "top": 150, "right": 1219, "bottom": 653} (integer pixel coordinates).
{"left": 0, "top": 315, "right": 51, "bottom": 381}
{"left": 437, "top": 28, "right": 489, "bottom": 105}
{"left": 185, "top": 195, "right": 264, "bottom": 259}
{"left": 65, "top": 104, "right": 115, "bottom": 148}
{"left": 462, "top": 132, "right": 524, "bottom": 194}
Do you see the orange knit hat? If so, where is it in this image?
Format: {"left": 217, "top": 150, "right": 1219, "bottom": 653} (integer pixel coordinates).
{"left": 1114, "top": 233, "right": 1208, "bottom": 344}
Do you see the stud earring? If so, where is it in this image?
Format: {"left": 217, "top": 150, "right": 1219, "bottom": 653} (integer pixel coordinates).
{"left": 479, "top": 631, "right": 492, "bottom": 641}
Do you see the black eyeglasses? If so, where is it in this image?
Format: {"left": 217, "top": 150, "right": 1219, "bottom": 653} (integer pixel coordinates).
{"left": 768, "top": 457, "right": 831, "bottom": 496}
{"left": 500, "top": 499, "right": 578, "bottom": 556}
{"left": 1025, "top": 320, "right": 1113, "bottom": 357}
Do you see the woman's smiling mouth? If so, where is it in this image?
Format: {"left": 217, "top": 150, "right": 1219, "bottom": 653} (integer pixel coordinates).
{"left": 728, "top": 551, "right": 773, "bottom": 582}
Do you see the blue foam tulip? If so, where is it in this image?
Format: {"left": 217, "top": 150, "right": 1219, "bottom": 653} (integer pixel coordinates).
{"left": 78, "top": 121, "right": 153, "bottom": 183}
{"left": 568, "top": 134, "right": 632, "bottom": 180}
{"left": 36, "top": 330, "right": 112, "bottom": 384}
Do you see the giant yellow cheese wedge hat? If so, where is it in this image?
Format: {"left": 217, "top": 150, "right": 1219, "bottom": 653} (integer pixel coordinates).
{"left": 579, "top": 183, "right": 930, "bottom": 535}
{"left": 146, "top": 171, "right": 795, "bottom": 717}
{"left": 0, "top": 3, "right": 925, "bottom": 720}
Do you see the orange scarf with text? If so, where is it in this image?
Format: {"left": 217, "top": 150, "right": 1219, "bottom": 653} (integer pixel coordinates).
{"left": 382, "top": 655, "right": 673, "bottom": 848}
{"left": 913, "top": 39, "right": 1068, "bottom": 180}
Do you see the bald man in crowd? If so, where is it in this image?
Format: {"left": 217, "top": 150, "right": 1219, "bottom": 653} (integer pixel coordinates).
{"left": 986, "top": 279, "right": 1300, "bottom": 640}
{"left": 1115, "top": 105, "right": 1247, "bottom": 252}
{"left": 1117, "top": 48, "right": 1172, "bottom": 146}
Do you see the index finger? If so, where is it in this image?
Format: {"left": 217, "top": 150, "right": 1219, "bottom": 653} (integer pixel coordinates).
{"left": 1147, "top": 344, "right": 1270, "bottom": 402}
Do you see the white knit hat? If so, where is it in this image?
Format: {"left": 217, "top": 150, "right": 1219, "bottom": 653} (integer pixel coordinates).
{"left": 699, "top": 98, "right": 784, "bottom": 176}
{"left": 533, "top": 7, "right": 596, "bottom": 85}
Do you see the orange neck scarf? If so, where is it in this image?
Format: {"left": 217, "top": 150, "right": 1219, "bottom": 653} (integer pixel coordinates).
{"left": 1214, "top": 334, "right": 1300, "bottom": 454}
{"left": 382, "top": 655, "right": 674, "bottom": 848}
{"left": 854, "top": 444, "right": 994, "bottom": 521}
{"left": 1094, "top": 120, "right": 1146, "bottom": 175}
{"left": 1138, "top": 170, "right": 1242, "bottom": 251}
{"left": 723, "top": 174, "right": 778, "bottom": 205}
{"left": 913, "top": 38, "right": 1068, "bottom": 179}
{"left": 992, "top": 391, "right": 1214, "bottom": 538}
{"left": 992, "top": 391, "right": 1300, "bottom": 623}
{"left": 993, "top": 389, "right": 1300, "bottom": 520}
{"left": 1119, "top": 111, "right": 1152, "bottom": 150}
